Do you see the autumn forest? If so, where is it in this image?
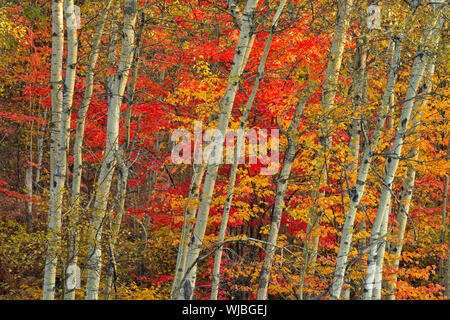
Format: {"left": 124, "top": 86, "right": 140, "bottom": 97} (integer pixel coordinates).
{"left": 0, "top": 0, "right": 448, "bottom": 301}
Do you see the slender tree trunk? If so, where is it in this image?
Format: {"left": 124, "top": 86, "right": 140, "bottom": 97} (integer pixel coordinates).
{"left": 103, "top": 151, "right": 129, "bottom": 300}
{"left": 106, "top": 2, "right": 120, "bottom": 105}
{"left": 42, "top": 0, "right": 64, "bottom": 300}
{"left": 210, "top": 0, "right": 287, "bottom": 300}
{"left": 24, "top": 135, "right": 33, "bottom": 233}
{"left": 329, "top": 23, "right": 406, "bottom": 299}
{"left": 372, "top": 201, "right": 390, "bottom": 300}
{"left": 384, "top": 63, "right": 436, "bottom": 300}
{"left": 66, "top": 0, "right": 113, "bottom": 300}
{"left": 363, "top": 9, "right": 446, "bottom": 299}
{"left": 103, "top": 7, "right": 145, "bottom": 298}
{"left": 439, "top": 139, "right": 449, "bottom": 294}
{"left": 84, "top": 0, "right": 138, "bottom": 300}
{"left": 48, "top": 0, "right": 64, "bottom": 186}
{"left": 34, "top": 110, "right": 46, "bottom": 192}
{"left": 342, "top": 16, "right": 368, "bottom": 300}
{"left": 441, "top": 155, "right": 449, "bottom": 297}
{"left": 302, "top": 0, "right": 354, "bottom": 291}
{"left": 171, "top": 163, "right": 207, "bottom": 299}
{"left": 445, "top": 174, "right": 450, "bottom": 298}
{"left": 348, "top": 25, "right": 368, "bottom": 174}
{"left": 256, "top": 86, "right": 314, "bottom": 300}
{"left": 176, "top": 0, "right": 259, "bottom": 300}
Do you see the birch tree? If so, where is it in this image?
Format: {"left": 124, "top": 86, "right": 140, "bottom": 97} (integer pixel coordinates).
{"left": 363, "top": 7, "right": 447, "bottom": 299}
{"left": 441, "top": 143, "right": 449, "bottom": 298}
{"left": 85, "top": 0, "right": 138, "bottom": 300}
{"left": 170, "top": 2, "right": 249, "bottom": 298}
{"left": 302, "top": 0, "right": 354, "bottom": 286}
{"left": 66, "top": 0, "right": 113, "bottom": 300}
{"left": 329, "top": 15, "right": 409, "bottom": 299}
{"left": 175, "top": 0, "right": 259, "bottom": 300}
{"left": 170, "top": 163, "right": 207, "bottom": 299}
{"left": 256, "top": 86, "right": 314, "bottom": 300}
{"left": 103, "top": 5, "right": 146, "bottom": 298}
{"left": 42, "top": 0, "right": 71, "bottom": 300}
{"left": 24, "top": 121, "right": 33, "bottom": 233}
{"left": 210, "top": 0, "right": 287, "bottom": 300}
{"left": 384, "top": 63, "right": 436, "bottom": 300}
{"left": 254, "top": 0, "right": 354, "bottom": 300}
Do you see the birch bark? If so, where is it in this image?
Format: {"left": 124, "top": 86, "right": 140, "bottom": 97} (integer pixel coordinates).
{"left": 25, "top": 126, "right": 33, "bottom": 233}
{"left": 256, "top": 89, "right": 312, "bottom": 300}
{"left": 85, "top": 0, "right": 138, "bottom": 300}
{"left": 176, "top": 0, "right": 259, "bottom": 300}
{"left": 66, "top": 1, "right": 113, "bottom": 300}
{"left": 210, "top": 0, "right": 287, "bottom": 300}
{"left": 442, "top": 146, "right": 449, "bottom": 298}
{"left": 171, "top": 163, "right": 207, "bottom": 299}
{"left": 170, "top": 2, "right": 253, "bottom": 297}
{"left": 42, "top": 0, "right": 65, "bottom": 300}
{"left": 303, "top": 0, "right": 354, "bottom": 286}
{"left": 372, "top": 202, "right": 390, "bottom": 299}
{"left": 384, "top": 63, "right": 436, "bottom": 300}
{"left": 103, "top": 8, "right": 145, "bottom": 298}
{"left": 329, "top": 25, "right": 406, "bottom": 299}
{"left": 363, "top": 9, "right": 446, "bottom": 299}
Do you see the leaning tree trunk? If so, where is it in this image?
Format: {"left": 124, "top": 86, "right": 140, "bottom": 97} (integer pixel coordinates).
{"left": 372, "top": 201, "right": 390, "bottom": 300}
{"left": 329, "top": 20, "right": 407, "bottom": 299}
{"left": 103, "top": 7, "right": 146, "bottom": 298}
{"left": 84, "top": 0, "right": 138, "bottom": 300}
{"left": 175, "top": 0, "right": 259, "bottom": 301}
{"left": 363, "top": 8, "right": 446, "bottom": 299}
{"left": 66, "top": 0, "right": 113, "bottom": 301}
{"left": 384, "top": 62, "right": 436, "bottom": 300}
{"left": 301, "top": 0, "right": 354, "bottom": 291}
{"left": 256, "top": 87, "right": 313, "bottom": 300}
{"left": 170, "top": 163, "right": 207, "bottom": 299}
{"left": 210, "top": 0, "right": 287, "bottom": 300}
{"left": 170, "top": 1, "right": 254, "bottom": 297}
{"left": 340, "top": 14, "right": 369, "bottom": 300}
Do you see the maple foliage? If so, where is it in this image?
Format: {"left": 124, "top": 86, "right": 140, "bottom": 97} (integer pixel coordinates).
{"left": 0, "top": 0, "right": 448, "bottom": 301}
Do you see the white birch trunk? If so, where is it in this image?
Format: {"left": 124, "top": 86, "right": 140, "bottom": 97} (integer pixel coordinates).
{"left": 363, "top": 9, "right": 446, "bottom": 299}
{"left": 85, "top": 0, "right": 138, "bottom": 300}
{"left": 103, "top": 12, "right": 145, "bottom": 297}
{"left": 66, "top": 1, "right": 112, "bottom": 297}
{"left": 256, "top": 91, "right": 311, "bottom": 300}
{"left": 171, "top": 163, "right": 207, "bottom": 299}
{"left": 103, "top": 151, "right": 129, "bottom": 300}
{"left": 303, "top": 0, "right": 354, "bottom": 288}
{"left": 42, "top": 0, "right": 64, "bottom": 300}
{"left": 329, "top": 27, "right": 406, "bottom": 299}
{"left": 24, "top": 141, "right": 33, "bottom": 233}
{"left": 176, "top": 0, "right": 259, "bottom": 300}
{"left": 210, "top": 0, "right": 287, "bottom": 300}
{"left": 65, "top": 0, "right": 112, "bottom": 301}
{"left": 34, "top": 110, "right": 46, "bottom": 191}
{"left": 385, "top": 63, "right": 436, "bottom": 300}
{"left": 372, "top": 201, "right": 390, "bottom": 299}
{"left": 48, "top": 0, "right": 79, "bottom": 300}
{"left": 348, "top": 31, "right": 368, "bottom": 174}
